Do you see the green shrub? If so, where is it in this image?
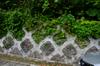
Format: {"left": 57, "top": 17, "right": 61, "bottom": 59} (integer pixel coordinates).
{"left": 72, "top": 20, "right": 100, "bottom": 39}
{"left": 59, "top": 14, "right": 76, "bottom": 33}
{"left": 1, "top": 9, "right": 27, "bottom": 40}
{"left": 60, "top": 14, "right": 100, "bottom": 39}
{"left": 0, "top": 10, "right": 7, "bottom": 38}
{"left": 75, "top": 37, "right": 89, "bottom": 48}
{"left": 1, "top": 0, "right": 100, "bottom": 46}
{"left": 0, "top": 9, "right": 28, "bottom": 39}
{"left": 32, "top": 17, "right": 58, "bottom": 44}
{"left": 13, "top": 30, "right": 25, "bottom": 40}
{"left": 53, "top": 30, "right": 67, "bottom": 45}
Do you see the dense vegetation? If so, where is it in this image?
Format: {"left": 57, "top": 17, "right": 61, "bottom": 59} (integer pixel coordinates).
{"left": 0, "top": 0, "right": 100, "bottom": 44}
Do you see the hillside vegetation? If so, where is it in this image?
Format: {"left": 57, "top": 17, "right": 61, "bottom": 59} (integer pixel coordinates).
{"left": 0, "top": 0, "right": 100, "bottom": 43}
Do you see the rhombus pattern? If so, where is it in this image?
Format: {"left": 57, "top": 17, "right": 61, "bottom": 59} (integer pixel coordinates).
{"left": 0, "top": 28, "right": 100, "bottom": 64}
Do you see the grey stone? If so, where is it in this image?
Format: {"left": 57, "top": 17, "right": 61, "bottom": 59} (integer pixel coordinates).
{"left": 40, "top": 41, "right": 55, "bottom": 56}
{"left": 3, "top": 37, "right": 14, "bottom": 49}
{"left": 29, "top": 51, "right": 43, "bottom": 59}
{"left": 21, "top": 39, "right": 33, "bottom": 53}
{"left": 62, "top": 44, "right": 77, "bottom": 59}
{"left": 10, "top": 47, "right": 22, "bottom": 56}
{"left": 0, "top": 46, "right": 3, "bottom": 52}
{"left": 51, "top": 54, "right": 64, "bottom": 62}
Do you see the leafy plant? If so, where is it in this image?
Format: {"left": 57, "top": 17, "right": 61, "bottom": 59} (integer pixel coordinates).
{"left": 86, "top": 8, "right": 98, "bottom": 17}
{"left": 13, "top": 30, "right": 25, "bottom": 40}
{"left": 53, "top": 30, "right": 67, "bottom": 45}
{"left": 75, "top": 37, "right": 89, "bottom": 48}
{"left": 0, "top": 0, "right": 100, "bottom": 46}
{"left": 0, "top": 10, "right": 7, "bottom": 38}
{"left": 72, "top": 20, "right": 100, "bottom": 39}
{"left": 3, "top": 9, "right": 27, "bottom": 40}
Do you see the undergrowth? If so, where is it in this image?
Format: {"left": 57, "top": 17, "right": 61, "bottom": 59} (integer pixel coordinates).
{"left": 0, "top": 0, "right": 100, "bottom": 46}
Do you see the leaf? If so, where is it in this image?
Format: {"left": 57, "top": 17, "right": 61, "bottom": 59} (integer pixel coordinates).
{"left": 86, "top": 9, "right": 98, "bottom": 16}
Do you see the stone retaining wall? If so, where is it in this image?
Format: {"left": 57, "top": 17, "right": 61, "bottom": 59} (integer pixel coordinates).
{"left": 0, "top": 29, "right": 100, "bottom": 66}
